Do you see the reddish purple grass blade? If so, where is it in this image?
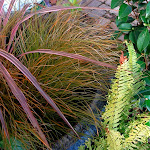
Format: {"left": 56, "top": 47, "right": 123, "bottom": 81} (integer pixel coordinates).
{"left": 7, "top": 22, "right": 19, "bottom": 52}
{"left": 6, "top": 3, "right": 31, "bottom": 52}
{"left": 22, "top": 49, "right": 117, "bottom": 69}
{"left": 7, "top": 5, "right": 115, "bottom": 52}
{"left": 21, "top": 6, "right": 113, "bottom": 23}
{"left": 0, "top": 0, "right": 4, "bottom": 14}
{"left": 0, "top": 49, "right": 79, "bottom": 138}
{"left": 0, "top": 107, "right": 9, "bottom": 140}
{"left": 3, "top": 0, "right": 16, "bottom": 26}
{"left": 0, "top": 62, "right": 50, "bottom": 148}
{"left": 0, "top": 0, "right": 4, "bottom": 30}
{"left": 7, "top": 6, "right": 70, "bottom": 52}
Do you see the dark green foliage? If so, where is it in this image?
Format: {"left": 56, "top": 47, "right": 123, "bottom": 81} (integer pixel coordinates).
{"left": 111, "top": 0, "right": 150, "bottom": 71}
{"left": 111, "top": 0, "right": 150, "bottom": 121}
{"left": 137, "top": 28, "right": 150, "bottom": 52}
{"left": 111, "top": 0, "right": 124, "bottom": 9}
{"left": 119, "top": 4, "right": 132, "bottom": 19}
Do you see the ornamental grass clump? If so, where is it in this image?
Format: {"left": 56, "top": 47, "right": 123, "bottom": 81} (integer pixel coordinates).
{"left": 18, "top": 9, "right": 120, "bottom": 141}
{"left": 0, "top": 1, "right": 120, "bottom": 149}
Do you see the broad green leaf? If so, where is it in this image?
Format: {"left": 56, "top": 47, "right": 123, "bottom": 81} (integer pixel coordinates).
{"left": 118, "top": 23, "right": 132, "bottom": 32}
{"left": 137, "top": 28, "right": 150, "bottom": 52}
{"left": 124, "top": 34, "right": 129, "bottom": 40}
{"left": 140, "top": 10, "right": 147, "bottom": 23}
{"left": 145, "top": 43, "right": 150, "bottom": 54}
{"left": 141, "top": 16, "right": 148, "bottom": 23}
{"left": 127, "top": 16, "right": 135, "bottom": 23}
{"left": 116, "top": 16, "right": 128, "bottom": 26}
{"left": 145, "top": 97, "right": 150, "bottom": 111}
{"left": 119, "top": 4, "right": 132, "bottom": 19}
{"left": 145, "top": 120, "right": 150, "bottom": 126}
{"left": 129, "top": 31, "right": 136, "bottom": 44}
{"left": 111, "top": 0, "right": 124, "bottom": 9}
{"left": 140, "top": 9, "right": 146, "bottom": 16}
{"left": 146, "top": 2, "right": 150, "bottom": 18}
{"left": 144, "top": 95, "right": 150, "bottom": 100}
{"left": 129, "top": 27, "right": 146, "bottom": 44}
{"left": 147, "top": 18, "right": 150, "bottom": 24}
{"left": 116, "top": 16, "right": 134, "bottom": 27}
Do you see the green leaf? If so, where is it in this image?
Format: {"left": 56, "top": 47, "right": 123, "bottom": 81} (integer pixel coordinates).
{"left": 118, "top": 23, "right": 132, "bottom": 32}
{"left": 116, "top": 16, "right": 134, "bottom": 27}
{"left": 140, "top": 9, "right": 146, "bottom": 16}
{"left": 69, "top": 0, "right": 77, "bottom": 5}
{"left": 127, "top": 17, "right": 135, "bottom": 23}
{"left": 138, "top": 2, "right": 147, "bottom": 9}
{"left": 119, "top": 16, "right": 128, "bottom": 22}
{"left": 137, "top": 60, "right": 146, "bottom": 70}
{"left": 116, "top": 16, "right": 128, "bottom": 26}
{"left": 144, "top": 95, "right": 150, "bottom": 99}
{"left": 129, "top": 27, "right": 146, "bottom": 44}
{"left": 119, "top": 4, "right": 132, "bottom": 19}
{"left": 140, "top": 10, "right": 147, "bottom": 23}
{"left": 147, "top": 18, "right": 150, "bottom": 24}
{"left": 124, "top": 34, "right": 129, "bottom": 40}
{"left": 143, "top": 75, "right": 150, "bottom": 86}
{"left": 138, "top": 86, "right": 150, "bottom": 95}
{"left": 129, "top": 31, "right": 135, "bottom": 44}
{"left": 133, "top": 0, "right": 138, "bottom": 2}
{"left": 145, "top": 120, "right": 150, "bottom": 126}
{"left": 111, "top": 0, "right": 124, "bottom": 9}
{"left": 137, "top": 28, "right": 150, "bottom": 52}
{"left": 145, "top": 43, "right": 150, "bottom": 54}
{"left": 145, "top": 96, "right": 150, "bottom": 111}
{"left": 146, "top": 2, "right": 150, "bottom": 18}
{"left": 141, "top": 16, "right": 148, "bottom": 23}
{"left": 139, "top": 98, "right": 146, "bottom": 110}
{"left": 139, "top": 0, "right": 145, "bottom": 2}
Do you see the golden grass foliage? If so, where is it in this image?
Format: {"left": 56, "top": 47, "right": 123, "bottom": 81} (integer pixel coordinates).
{"left": 1, "top": 8, "right": 121, "bottom": 148}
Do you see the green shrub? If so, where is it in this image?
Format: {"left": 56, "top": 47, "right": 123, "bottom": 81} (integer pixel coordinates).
{"left": 111, "top": 0, "right": 150, "bottom": 70}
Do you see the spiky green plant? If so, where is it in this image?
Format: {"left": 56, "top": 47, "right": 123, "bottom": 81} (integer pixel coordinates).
{"left": 79, "top": 42, "right": 150, "bottom": 150}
